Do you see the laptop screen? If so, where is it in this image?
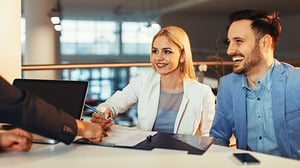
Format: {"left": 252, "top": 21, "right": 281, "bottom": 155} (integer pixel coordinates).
{"left": 13, "top": 79, "right": 88, "bottom": 119}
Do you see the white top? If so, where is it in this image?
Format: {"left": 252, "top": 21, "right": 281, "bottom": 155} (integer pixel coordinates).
{"left": 97, "top": 69, "right": 216, "bottom": 136}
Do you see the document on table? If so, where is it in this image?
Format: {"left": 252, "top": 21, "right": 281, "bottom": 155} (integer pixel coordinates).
{"left": 75, "top": 125, "right": 157, "bottom": 147}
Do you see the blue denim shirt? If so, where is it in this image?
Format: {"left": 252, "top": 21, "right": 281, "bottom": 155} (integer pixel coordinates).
{"left": 210, "top": 60, "right": 300, "bottom": 159}
{"left": 242, "top": 63, "right": 280, "bottom": 156}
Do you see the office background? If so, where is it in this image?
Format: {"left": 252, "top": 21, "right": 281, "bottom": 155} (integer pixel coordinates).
{"left": 1, "top": 0, "right": 299, "bottom": 125}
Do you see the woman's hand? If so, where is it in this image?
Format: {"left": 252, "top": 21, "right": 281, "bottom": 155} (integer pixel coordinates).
{"left": 90, "top": 108, "right": 114, "bottom": 131}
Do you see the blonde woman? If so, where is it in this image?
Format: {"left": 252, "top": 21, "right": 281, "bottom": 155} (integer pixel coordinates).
{"left": 92, "top": 26, "right": 215, "bottom": 136}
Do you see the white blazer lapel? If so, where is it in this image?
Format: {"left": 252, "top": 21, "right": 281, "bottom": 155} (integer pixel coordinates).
{"left": 174, "top": 95, "right": 189, "bottom": 133}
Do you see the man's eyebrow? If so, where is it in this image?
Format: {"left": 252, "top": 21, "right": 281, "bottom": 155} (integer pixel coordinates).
{"left": 232, "top": 37, "right": 244, "bottom": 40}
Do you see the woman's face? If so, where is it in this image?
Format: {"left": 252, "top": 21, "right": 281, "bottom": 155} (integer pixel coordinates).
{"left": 151, "top": 36, "right": 183, "bottom": 76}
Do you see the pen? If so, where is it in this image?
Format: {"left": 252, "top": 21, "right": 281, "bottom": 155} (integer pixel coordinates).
{"left": 84, "top": 104, "right": 112, "bottom": 120}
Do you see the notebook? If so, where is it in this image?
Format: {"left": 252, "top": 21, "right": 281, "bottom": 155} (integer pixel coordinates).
{"left": 12, "top": 78, "right": 89, "bottom": 144}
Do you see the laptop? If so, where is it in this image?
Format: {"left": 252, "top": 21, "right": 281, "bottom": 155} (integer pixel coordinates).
{"left": 12, "top": 78, "right": 89, "bottom": 144}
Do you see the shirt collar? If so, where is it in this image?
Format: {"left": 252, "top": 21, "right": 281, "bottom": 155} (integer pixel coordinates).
{"left": 242, "top": 61, "right": 274, "bottom": 91}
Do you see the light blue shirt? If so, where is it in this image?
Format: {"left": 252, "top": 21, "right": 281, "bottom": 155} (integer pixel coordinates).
{"left": 243, "top": 63, "right": 280, "bottom": 156}
{"left": 152, "top": 90, "right": 183, "bottom": 133}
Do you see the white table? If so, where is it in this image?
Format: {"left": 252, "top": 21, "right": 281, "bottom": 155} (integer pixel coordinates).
{"left": 1, "top": 142, "right": 299, "bottom": 168}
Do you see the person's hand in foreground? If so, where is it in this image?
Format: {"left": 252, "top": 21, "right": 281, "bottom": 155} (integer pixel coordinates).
{"left": 0, "top": 128, "right": 33, "bottom": 152}
{"left": 76, "top": 120, "right": 108, "bottom": 142}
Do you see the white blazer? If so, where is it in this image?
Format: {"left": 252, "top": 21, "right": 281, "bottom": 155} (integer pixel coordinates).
{"left": 97, "top": 70, "right": 215, "bottom": 136}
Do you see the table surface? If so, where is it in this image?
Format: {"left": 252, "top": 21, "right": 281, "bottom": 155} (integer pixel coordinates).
{"left": 1, "top": 141, "right": 299, "bottom": 168}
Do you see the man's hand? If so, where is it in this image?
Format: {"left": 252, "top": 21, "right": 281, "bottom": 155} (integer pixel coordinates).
{"left": 76, "top": 120, "right": 108, "bottom": 142}
{"left": 0, "top": 128, "right": 33, "bottom": 152}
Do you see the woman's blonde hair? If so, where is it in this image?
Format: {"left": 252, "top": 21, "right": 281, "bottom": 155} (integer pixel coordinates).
{"left": 151, "top": 26, "right": 196, "bottom": 79}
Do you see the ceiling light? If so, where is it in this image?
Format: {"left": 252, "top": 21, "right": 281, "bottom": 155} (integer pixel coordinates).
{"left": 50, "top": 16, "right": 60, "bottom": 25}
{"left": 54, "top": 24, "right": 62, "bottom": 32}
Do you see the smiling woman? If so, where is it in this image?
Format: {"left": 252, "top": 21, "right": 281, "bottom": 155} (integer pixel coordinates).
{"left": 151, "top": 35, "right": 183, "bottom": 79}
{"left": 90, "top": 26, "right": 216, "bottom": 137}
{"left": 150, "top": 26, "right": 195, "bottom": 82}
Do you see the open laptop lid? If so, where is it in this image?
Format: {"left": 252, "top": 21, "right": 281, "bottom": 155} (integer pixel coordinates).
{"left": 13, "top": 78, "right": 88, "bottom": 119}
{"left": 12, "top": 78, "right": 89, "bottom": 144}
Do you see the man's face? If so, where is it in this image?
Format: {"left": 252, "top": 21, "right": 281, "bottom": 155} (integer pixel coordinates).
{"left": 227, "top": 20, "right": 263, "bottom": 75}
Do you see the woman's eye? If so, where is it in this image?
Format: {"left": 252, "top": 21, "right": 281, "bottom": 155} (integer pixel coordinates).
{"left": 164, "top": 50, "right": 172, "bottom": 54}
{"left": 152, "top": 49, "right": 158, "bottom": 54}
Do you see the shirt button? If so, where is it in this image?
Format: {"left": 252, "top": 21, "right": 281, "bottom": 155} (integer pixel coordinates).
{"left": 257, "top": 97, "right": 260, "bottom": 101}
{"left": 259, "top": 136, "right": 262, "bottom": 140}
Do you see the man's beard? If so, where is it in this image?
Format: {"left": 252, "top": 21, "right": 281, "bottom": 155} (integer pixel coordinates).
{"left": 233, "top": 43, "right": 262, "bottom": 75}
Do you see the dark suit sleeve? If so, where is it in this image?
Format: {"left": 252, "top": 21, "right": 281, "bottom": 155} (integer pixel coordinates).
{"left": 0, "top": 76, "right": 77, "bottom": 144}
